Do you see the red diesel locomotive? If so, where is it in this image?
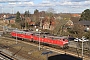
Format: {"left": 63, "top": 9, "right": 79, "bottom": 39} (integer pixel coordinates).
{"left": 11, "top": 30, "right": 69, "bottom": 48}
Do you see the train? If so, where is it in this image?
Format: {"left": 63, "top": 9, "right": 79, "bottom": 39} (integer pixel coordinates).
{"left": 10, "top": 30, "right": 69, "bottom": 48}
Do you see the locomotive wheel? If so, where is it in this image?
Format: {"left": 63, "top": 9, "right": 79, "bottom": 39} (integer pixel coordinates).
{"left": 63, "top": 44, "right": 69, "bottom": 49}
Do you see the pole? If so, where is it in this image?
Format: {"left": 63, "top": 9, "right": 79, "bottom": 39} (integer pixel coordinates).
{"left": 39, "top": 30, "right": 40, "bottom": 50}
{"left": 16, "top": 32, "right": 17, "bottom": 44}
{"left": 82, "top": 37, "right": 84, "bottom": 59}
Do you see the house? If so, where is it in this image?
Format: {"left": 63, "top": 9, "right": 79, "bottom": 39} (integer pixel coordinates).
{"left": 79, "top": 21, "right": 90, "bottom": 31}
{"left": 4, "top": 16, "right": 15, "bottom": 24}
{"left": 49, "top": 17, "right": 56, "bottom": 30}
{"left": 65, "top": 20, "right": 74, "bottom": 27}
{"left": 49, "top": 21, "right": 55, "bottom": 30}
{"left": 60, "top": 19, "right": 74, "bottom": 32}
{"left": 42, "top": 16, "right": 56, "bottom": 30}
{"left": 28, "top": 22, "right": 35, "bottom": 26}
{"left": 42, "top": 16, "right": 50, "bottom": 30}
{"left": 43, "top": 22, "right": 50, "bottom": 29}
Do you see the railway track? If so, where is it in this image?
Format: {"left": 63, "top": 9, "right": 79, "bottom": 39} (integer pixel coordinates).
{"left": 1, "top": 35, "right": 90, "bottom": 60}
{"left": 0, "top": 51, "right": 16, "bottom": 60}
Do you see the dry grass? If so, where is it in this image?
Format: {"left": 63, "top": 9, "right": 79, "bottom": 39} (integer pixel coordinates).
{"left": 0, "top": 37, "right": 49, "bottom": 60}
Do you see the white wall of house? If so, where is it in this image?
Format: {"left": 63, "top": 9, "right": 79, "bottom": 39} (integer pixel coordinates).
{"left": 43, "top": 22, "right": 50, "bottom": 29}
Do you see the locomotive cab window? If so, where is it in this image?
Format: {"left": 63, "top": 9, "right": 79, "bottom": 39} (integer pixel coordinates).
{"left": 63, "top": 39, "right": 65, "bottom": 41}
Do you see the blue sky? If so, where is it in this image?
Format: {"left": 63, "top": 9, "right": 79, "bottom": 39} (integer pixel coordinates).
{"left": 0, "top": 0, "right": 90, "bottom": 14}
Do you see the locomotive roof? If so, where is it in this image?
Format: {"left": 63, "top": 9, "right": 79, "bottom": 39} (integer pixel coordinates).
{"left": 13, "top": 30, "right": 25, "bottom": 33}
{"left": 45, "top": 35, "right": 68, "bottom": 40}
{"left": 13, "top": 30, "right": 33, "bottom": 34}
{"left": 24, "top": 32, "right": 33, "bottom": 34}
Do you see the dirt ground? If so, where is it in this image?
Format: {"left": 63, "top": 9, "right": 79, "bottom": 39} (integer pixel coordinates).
{"left": 0, "top": 36, "right": 57, "bottom": 60}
